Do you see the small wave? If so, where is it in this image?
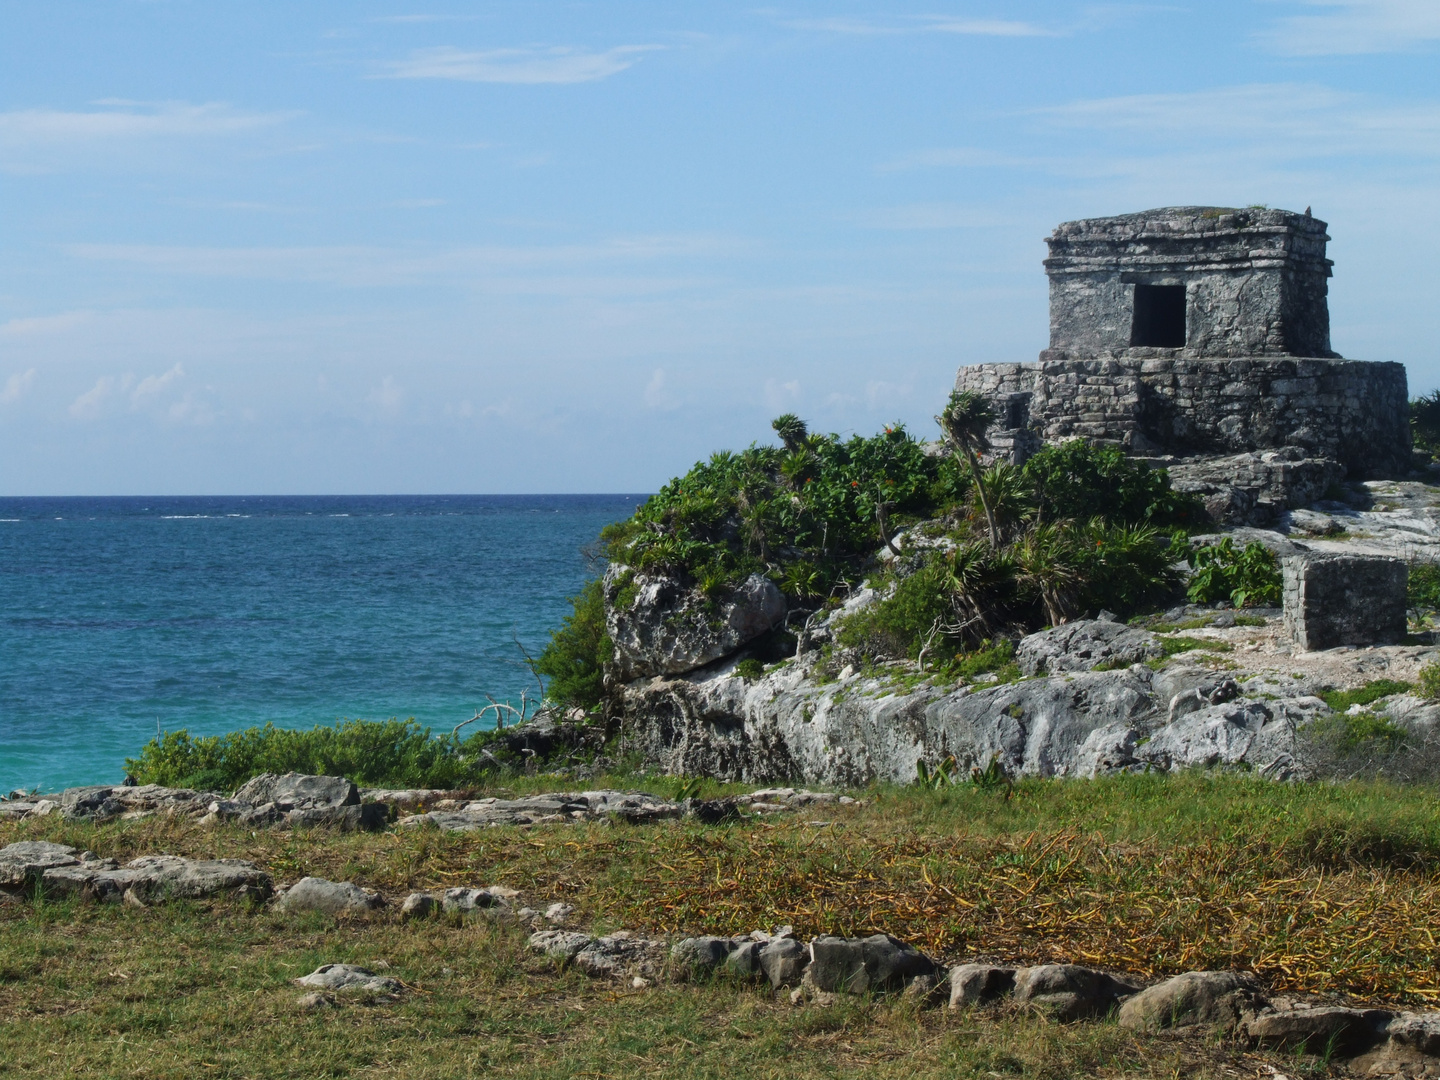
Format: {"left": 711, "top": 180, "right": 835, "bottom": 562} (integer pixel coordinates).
{"left": 330, "top": 513, "right": 350, "bottom": 517}
{"left": 161, "top": 515, "right": 211, "bottom": 519}
{"left": 0, "top": 518, "right": 19, "bottom": 522}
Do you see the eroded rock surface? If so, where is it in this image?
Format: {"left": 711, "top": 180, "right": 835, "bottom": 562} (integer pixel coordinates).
{"left": 605, "top": 566, "right": 786, "bottom": 681}
{"left": 1016, "top": 619, "right": 1162, "bottom": 676}
{"left": 0, "top": 842, "right": 272, "bottom": 904}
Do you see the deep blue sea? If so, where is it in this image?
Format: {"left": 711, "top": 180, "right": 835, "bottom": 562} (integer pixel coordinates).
{"left": 0, "top": 495, "right": 644, "bottom": 794}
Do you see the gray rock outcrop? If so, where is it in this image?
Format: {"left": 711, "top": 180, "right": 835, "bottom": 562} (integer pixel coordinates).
{"left": 0, "top": 842, "right": 272, "bottom": 904}
{"left": 605, "top": 566, "right": 785, "bottom": 681}
{"left": 1015, "top": 619, "right": 1162, "bottom": 675}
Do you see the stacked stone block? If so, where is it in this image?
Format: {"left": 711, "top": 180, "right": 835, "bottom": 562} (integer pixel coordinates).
{"left": 1282, "top": 554, "right": 1407, "bottom": 651}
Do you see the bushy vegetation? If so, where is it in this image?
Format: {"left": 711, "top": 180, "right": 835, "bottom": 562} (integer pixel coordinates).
{"left": 1409, "top": 560, "right": 1440, "bottom": 626}
{"left": 597, "top": 415, "right": 966, "bottom": 599}
{"left": 538, "top": 403, "right": 1208, "bottom": 690}
{"left": 1412, "top": 390, "right": 1440, "bottom": 458}
{"left": 534, "top": 579, "right": 611, "bottom": 711}
{"left": 123, "top": 718, "right": 520, "bottom": 792}
{"left": 1182, "top": 536, "right": 1282, "bottom": 607}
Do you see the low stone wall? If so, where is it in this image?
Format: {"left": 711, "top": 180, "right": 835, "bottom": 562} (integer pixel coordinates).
{"left": 954, "top": 355, "right": 1410, "bottom": 478}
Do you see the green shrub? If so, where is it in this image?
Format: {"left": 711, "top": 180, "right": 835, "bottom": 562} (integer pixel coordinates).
{"left": 1021, "top": 441, "right": 1206, "bottom": 529}
{"left": 535, "top": 579, "right": 611, "bottom": 712}
{"left": 1305, "top": 711, "right": 1410, "bottom": 754}
{"left": 1412, "top": 390, "right": 1440, "bottom": 457}
{"left": 950, "top": 639, "right": 1020, "bottom": 683}
{"left": 835, "top": 552, "right": 966, "bottom": 659}
{"left": 1184, "top": 537, "right": 1281, "bottom": 607}
{"left": 124, "top": 718, "right": 496, "bottom": 792}
{"left": 1418, "top": 663, "right": 1440, "bottom": 701}
{"left": 1409, "top": 562, "right": 1440, "bottom": 624}
{"left": 733, "top": 658, "right": 765, "bottom": 681}
{"left": 1320, "top": 679, "right": 1415, "bottom": 713}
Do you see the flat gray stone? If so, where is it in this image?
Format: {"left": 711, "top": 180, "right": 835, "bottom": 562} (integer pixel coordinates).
{"left": 759, "top": 937, "right": 809, "bottom": 988}
{"left": 275, "top": 877, "right": 382, "bottom": 915}
{"left": 1245, "top": 1004, "right": 1393, "bottom": 1055}
{"left": 296, "top": 964, "right": 401, "bottom": 994}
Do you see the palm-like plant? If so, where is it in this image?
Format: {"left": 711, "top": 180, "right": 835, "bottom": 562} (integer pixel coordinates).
{"left": 937, "top": 390, "right": 1000, "bottom": 547}
{"left": 771, "top": 413, "right": 809, "bottom": 452}
{"left": 1014, "top": 523, "right": 1081, "bottom": 627}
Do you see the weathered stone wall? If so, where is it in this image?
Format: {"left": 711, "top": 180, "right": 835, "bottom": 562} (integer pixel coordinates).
{"left": 1045, "top": 207, "right": 1335, "bottom": 359}
{"left": 954, "top": 356, "right": 1410, "bottom": 479}
{"left": 1282, "top": 554, "right": 1408, "bottom": 651}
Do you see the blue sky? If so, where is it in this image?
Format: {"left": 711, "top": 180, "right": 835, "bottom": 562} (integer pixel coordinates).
{"left": 2, "top": 1, "right": 1439, "bottom": 494}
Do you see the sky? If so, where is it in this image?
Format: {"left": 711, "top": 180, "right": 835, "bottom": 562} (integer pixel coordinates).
{"left": 2, "top": 1, "right": 1439, "bottom": 495}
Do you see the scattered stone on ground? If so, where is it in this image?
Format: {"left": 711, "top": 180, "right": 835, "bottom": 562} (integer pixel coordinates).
{"left": 395, "top": 787, "right": 852, "bottom": 831}
{"left": 274, "top": 876, "right": 383, "bottom": 915}
{"left": 948, "top": 964, "right": 1017, "bottom": 1009}
{"left": 0, "top": 772, "right": 388, "bottom": 830}
{"left": 295, "top": 964, "right": 402, "bottom": 995}
{"left": 0, "top": 841, "right": 272, "bottom": 904}
{"left": 528, "top": 930, "right": 669, "bottom": 980}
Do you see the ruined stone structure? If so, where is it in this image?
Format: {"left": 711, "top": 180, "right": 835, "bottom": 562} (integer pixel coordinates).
{"left": 955, "top": 207, "right": 1412, "bottom": 523}
{"left": 1282, "top": 554, "right": 1408, "bottom": 651}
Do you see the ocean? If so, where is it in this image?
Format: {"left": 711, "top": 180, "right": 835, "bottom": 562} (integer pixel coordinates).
{"left": 0, "top": 495, "right": 644, "bottom": 794}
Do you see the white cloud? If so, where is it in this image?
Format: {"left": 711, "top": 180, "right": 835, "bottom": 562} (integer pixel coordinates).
{"left": 368, "top": 376, "right": 404, "bottom": 412}
{"left": 69, "top": 376, "right": 116, "bottom": 420}
{"left": 0, "top": 311, "right": 92, "bottom": 337}
{"left": 1032, "top": 83, "right": 1440, "bottom": 159}
{"left": 1259, "top": 0, "right": 1440, "bottom": 55}
{"left": 858, "top": 203, "right": 1005, "bottom": 230}
{"left": 379, "top": 45, "right": 660, "bottom": 84}
{"left": 64, "top": 234, "right": 745, "bottom": 288}
{"left": 643, "top": 368, "right": 679, "bottom": 410}
{"left": 0, "top": 101, "right": 290, "bottom": 145}
{"left": 783, "top": 15, "right": 1053, "bottom": 36}
{"left": 0, "top": 369, "right": 36, "bottom": 405}
{"left": 877, "top": 147, "right": 1034, "bottom": 173}
{"left": 131, "top": 363, "right": 184, "bottom": 406}
{"left": 762, "top": 378, "right": 801, "bottom": 411}
{"left": 167, "top": 392, "right": 216, "bottom": 426}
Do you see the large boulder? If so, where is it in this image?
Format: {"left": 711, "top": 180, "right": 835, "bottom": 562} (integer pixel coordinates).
{"left": 807, "top": 934, "right": 936, "bottom": 994}
{"left": 605, "top": 566, "right": 785, "bottom": 681}
{"left": 1016, "top": 619, "right": 1162, "bottom": 676}
{"left": 1013, "top": 964, "right": 1142, "bottom": 1021}
{"left": 224, "top": 773, "right": 386, "bottom": 831}
{"left": 1117, "top": 970, "right": 1266, "bottom": 1030}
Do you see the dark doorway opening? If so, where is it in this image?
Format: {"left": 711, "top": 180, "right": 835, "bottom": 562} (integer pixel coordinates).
{"left": 1131, "top": 284, "right": 1186, "bottom": 348}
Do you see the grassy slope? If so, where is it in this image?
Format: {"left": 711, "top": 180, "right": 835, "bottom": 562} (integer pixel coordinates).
{"left": 5, "top": 772, "right": 1440, "bottom": 1078}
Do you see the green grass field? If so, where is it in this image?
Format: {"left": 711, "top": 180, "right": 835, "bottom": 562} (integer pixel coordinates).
{"left": 5, "top": 772, "right": 1439, "bottom": 1078}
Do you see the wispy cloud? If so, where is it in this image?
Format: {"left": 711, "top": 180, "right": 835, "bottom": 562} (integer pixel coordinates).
{"left": 378, "top": 45, "right": 661, "bottom": 84}
{"left": 69, "top": 376, "right": 116, "bottom": 420}
{"left": 877, "top": 146, "right": 1036, "bottom": 173}
{"left": 0, "top": 369, "right": 36, "bottom": 405}
{"left": 857, "top": 203, "right": 1007, "bottom": 230}
{"left": 368, "top": 375, "right": 405, "bottom": 413}
{"left": 131, "top": 363, "right": 184, "bottom": 406}
{"left": 783, "top": 15, "right": 1055, "bottom": 37}
{"left": 643, "top": 368, "right": 679, "bottom": 410}
{"left": 1031, "top": 83, "right": 1440, "bottom": 159}
{"left": 0, "top": 101, "right": 291, "bottom": 144}
{"left": 64, "top": 234, "right": 746, "bottom": 288}
{"left": 1258, "top": 0, "right": 1440, "bottom": 56}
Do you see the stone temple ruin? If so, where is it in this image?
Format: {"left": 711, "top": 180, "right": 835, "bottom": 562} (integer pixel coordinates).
{"left": 955, "top": 206, "right": 1411, "bottom": 524}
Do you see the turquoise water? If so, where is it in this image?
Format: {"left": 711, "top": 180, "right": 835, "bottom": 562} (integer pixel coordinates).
{"left": 0, "top": 495, "right": 642, "bottom": 793}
